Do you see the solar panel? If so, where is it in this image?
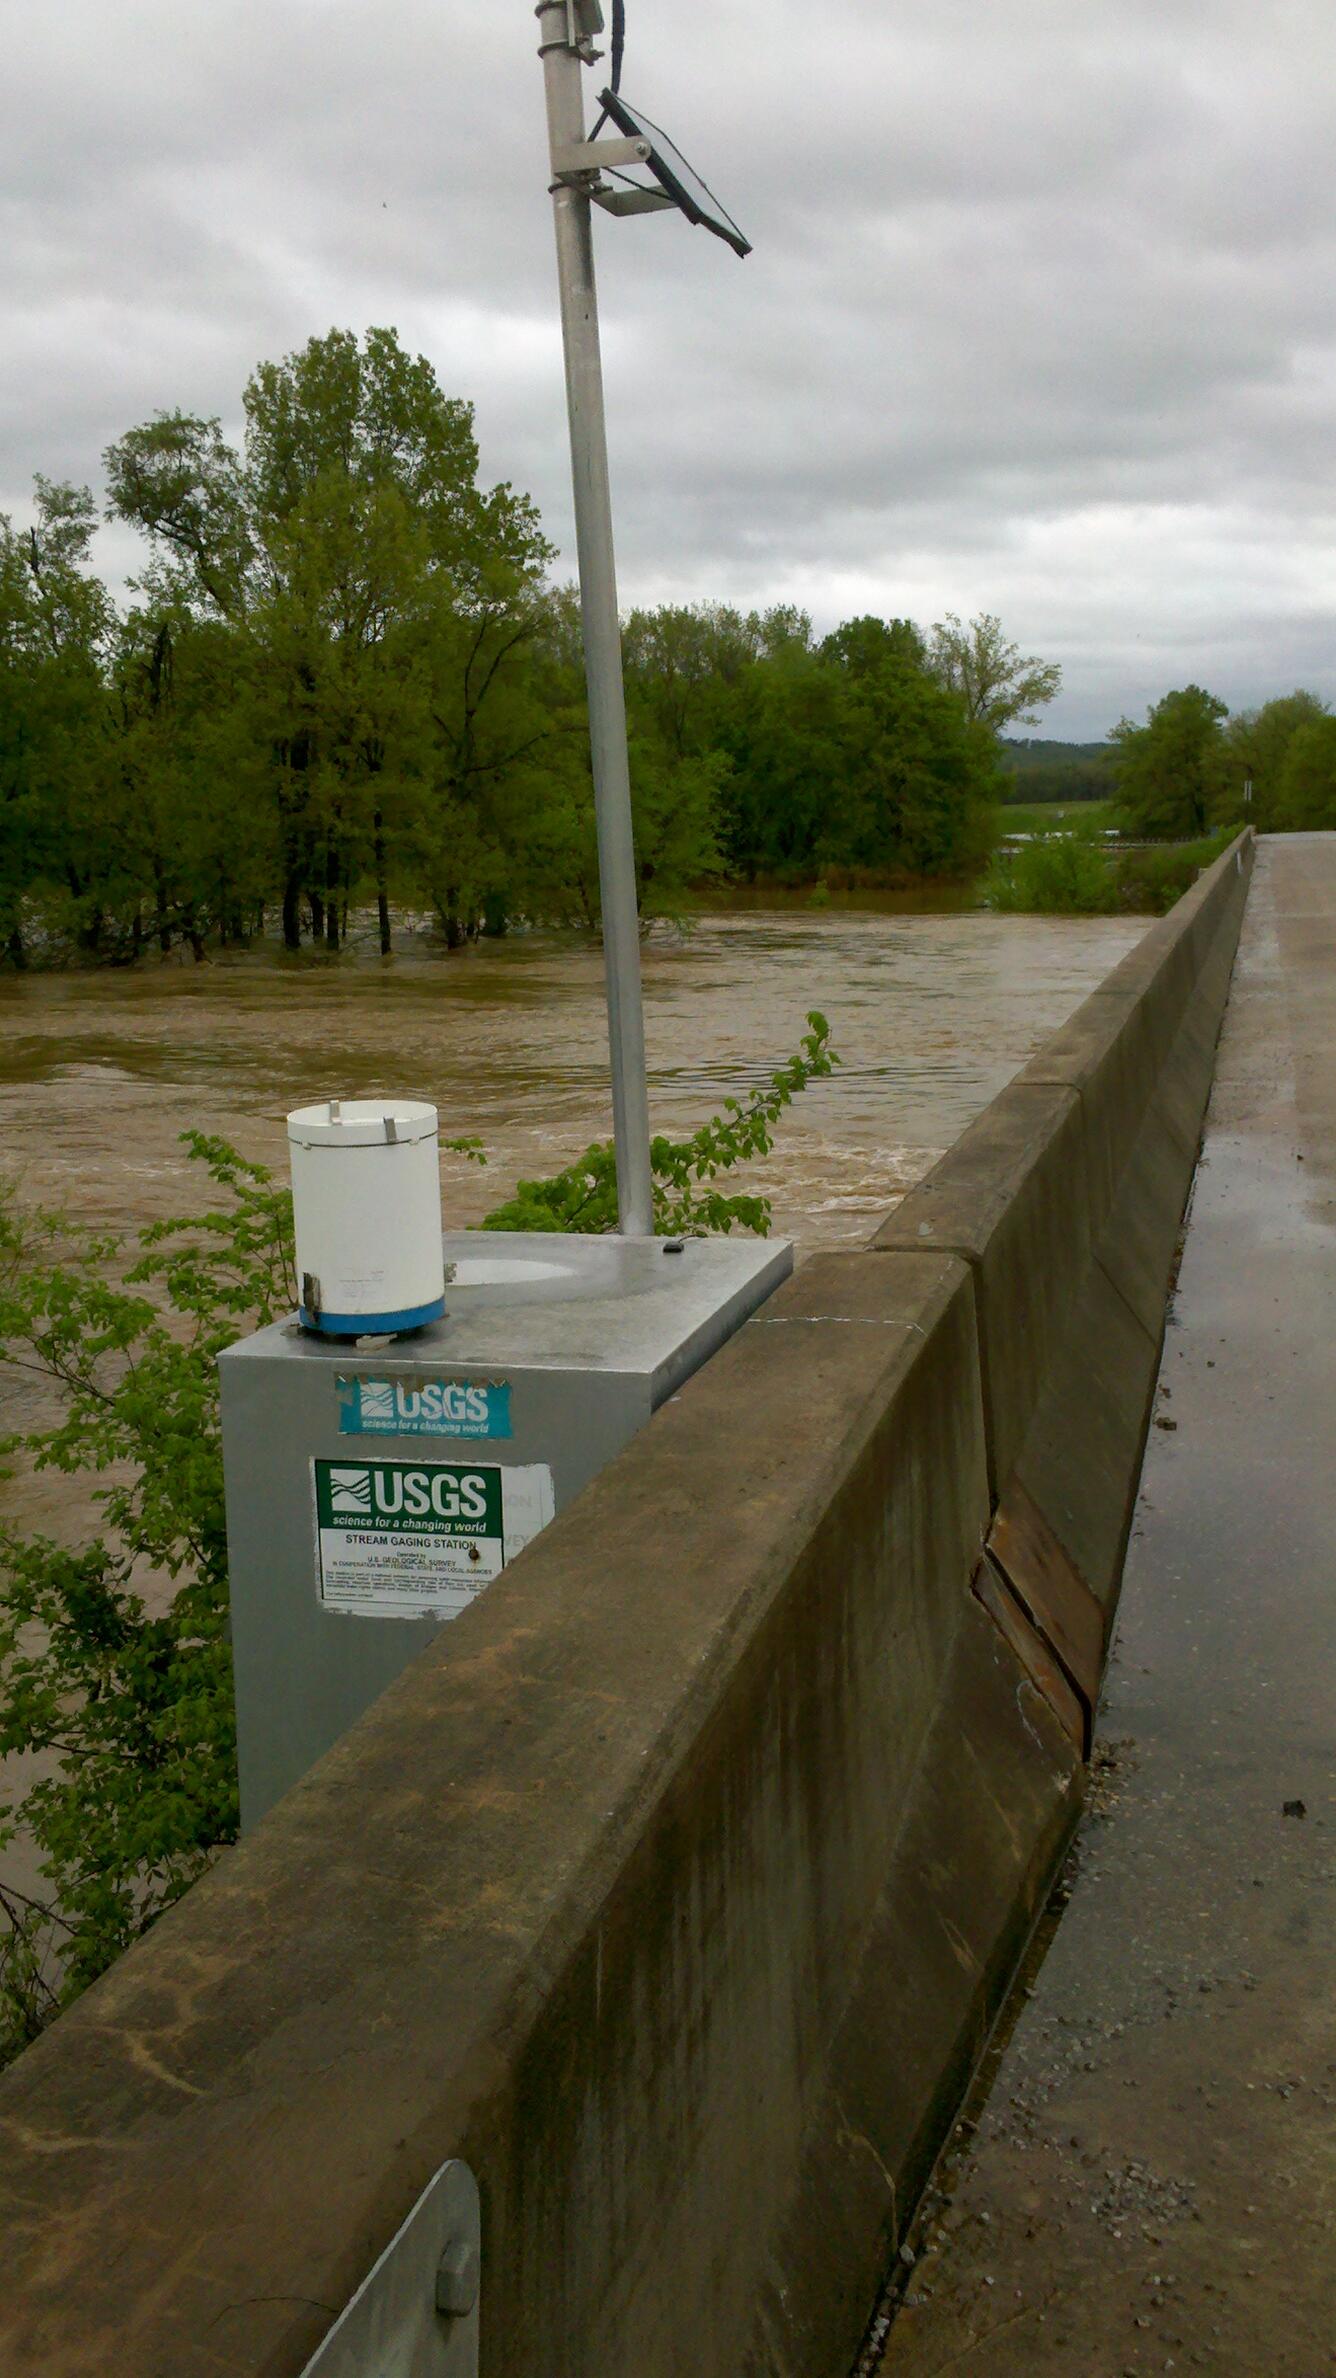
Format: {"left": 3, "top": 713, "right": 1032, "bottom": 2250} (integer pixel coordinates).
{"left": 595, "top": 88, "right": 752, "bottom": 259}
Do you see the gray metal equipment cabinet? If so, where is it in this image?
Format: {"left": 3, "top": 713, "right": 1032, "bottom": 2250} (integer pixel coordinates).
{"left": 219, "top": 1230, "right": 791, "bottom": 1826}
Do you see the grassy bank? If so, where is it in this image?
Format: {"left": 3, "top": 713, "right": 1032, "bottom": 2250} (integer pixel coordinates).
{"left": 999, "top": 798, "right": 1116, "bottom": 836}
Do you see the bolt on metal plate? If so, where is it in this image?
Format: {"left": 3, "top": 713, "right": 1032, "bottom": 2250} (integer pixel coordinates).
{"left": 299, "top": 2160, "right": 480, "bottom": 2378}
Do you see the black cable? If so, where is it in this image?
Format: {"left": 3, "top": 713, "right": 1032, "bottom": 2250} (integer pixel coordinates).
{"left": 611, "top": 0, "right": 625, "bottom": 92}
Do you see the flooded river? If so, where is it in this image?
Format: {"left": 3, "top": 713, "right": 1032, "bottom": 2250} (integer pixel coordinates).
{"left": 0, "top": 901, "right": 1144, "bottom": 1902}
{"left": 0, "top": 902, "right": 1148, "bottom": 1549}
{"left": 0, "top": 903, "right": 1143, "bottom": 1255}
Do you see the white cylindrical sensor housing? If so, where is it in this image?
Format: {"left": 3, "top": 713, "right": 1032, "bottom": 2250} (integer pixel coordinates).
{"left": 287, "top": 1097, "right": 446, "bottom": 1336}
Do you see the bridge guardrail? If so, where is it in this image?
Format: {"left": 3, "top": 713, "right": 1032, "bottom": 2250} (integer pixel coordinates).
{"left": 0, "top": 832, "right": 1254, "bottom": 2378}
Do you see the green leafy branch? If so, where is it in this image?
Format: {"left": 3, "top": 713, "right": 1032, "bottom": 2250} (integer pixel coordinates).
{"left": 0, "top": 1136, "right": 298, "bottom": 2052}
{"left": 481, "top": 1010, "right": 838, "bottom": 1235}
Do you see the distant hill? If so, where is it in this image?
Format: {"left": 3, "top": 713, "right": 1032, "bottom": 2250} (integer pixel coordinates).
{"left": 999, "top": 737, "right": 1116, "bottom": 803}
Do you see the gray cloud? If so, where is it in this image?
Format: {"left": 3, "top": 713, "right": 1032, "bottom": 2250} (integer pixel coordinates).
{"left": 4, "top": 0, "right": 1334, "bottom": 735}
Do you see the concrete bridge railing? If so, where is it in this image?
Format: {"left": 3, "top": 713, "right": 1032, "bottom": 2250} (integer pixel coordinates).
{"left": 0, "top": 833, "right": 1254, "bottom": 2378}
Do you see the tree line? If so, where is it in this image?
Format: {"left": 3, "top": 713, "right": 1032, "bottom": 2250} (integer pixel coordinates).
{"left": 1112, "top": 684, "right": 1336, "bottom": 840}
{"left": 1003, "top": 685, "right": 1336, "bottom": 832}
{"left": 0, "top": 327, "right": 1062, "bottom": 969}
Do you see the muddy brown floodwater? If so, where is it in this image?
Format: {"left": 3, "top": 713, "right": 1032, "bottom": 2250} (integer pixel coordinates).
{"left": 0, "top": 900, "right": 1143, "bottom": 1919}
{"left": 0, "top": 899, "right": 1144, "bottom": 1540}
{"left": 0, "top": 901, "right": 1148, "bottom": 1493}
{"left": 0, "top": 902, "right": 1144, "bottom": 1248}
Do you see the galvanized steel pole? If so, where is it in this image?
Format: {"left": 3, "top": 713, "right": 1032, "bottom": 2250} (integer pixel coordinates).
{"left": 536, "top": 0, "right": 654, "bottom": 1236}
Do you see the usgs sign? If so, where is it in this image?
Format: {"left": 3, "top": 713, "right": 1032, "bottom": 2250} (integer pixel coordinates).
{"left": 338, "top": 1375, "right": 513, "bottom": 1441}
{"left": 311, "top": 1456, "right": 553, "bottom": 1620}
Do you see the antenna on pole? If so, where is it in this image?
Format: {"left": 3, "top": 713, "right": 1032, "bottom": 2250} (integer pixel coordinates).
{"left": 534, "top": 0, "right": 751, "bottom": 1238}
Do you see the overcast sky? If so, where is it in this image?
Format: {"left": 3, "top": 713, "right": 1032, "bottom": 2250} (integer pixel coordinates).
{"left": 6, "top": 0, "right": 1335, "bottom": 736}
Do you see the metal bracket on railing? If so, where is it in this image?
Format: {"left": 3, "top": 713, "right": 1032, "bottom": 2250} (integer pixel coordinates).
{"left": 300, "top": 2161, "right": 480, "bottom": 2378}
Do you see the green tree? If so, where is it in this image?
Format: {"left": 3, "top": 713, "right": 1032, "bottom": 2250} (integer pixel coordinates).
{"left": 106, "top": 328, "right": 552, "bottom": 954}
{"left": 613, "top": 603, "right": 816, "bottom": 914}
{"left": 1000, "top": 739, "right": 1116, "bottom": 806}
{"left": 709, "top": 638, "right": 847, "bottom": 879}
{"left": 817, "top": 618, "right": 1001, "bottom": 875}
{"left": 98, "top": 607, "right": 275, "bottom": 958}
{"left": 824, "top": 614, "right": 927, "bottom": 678}
{"left": 707, "top": 617, "right": 999, "bottom": 882}
{"left": 1224, "top": 691, "right": 1328, "bottom": 829}
{"left": 927, "top": 611, "right": 1062, "bottom": 733}
{"left": 1111, "top": 684, "right": 1230, "bottom": 839}
{"left": 621, "top": 602, "right": 808, "bottom": 760}
{"left": 0, "top": 482, "right": 114, "bottom": 964}
{"left": 1275, "top": 714, "right": 1336, "bottom": 830}
{"left": 0, "top": 514, "right": 54, "bottom": 964}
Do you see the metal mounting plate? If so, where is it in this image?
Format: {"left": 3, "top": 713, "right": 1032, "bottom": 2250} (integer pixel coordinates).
{"left": 299, "top": 2161, "right": 480, "bottom": 2378}
{"left": 593, "top": 186, "right": 676, "bottom": 217}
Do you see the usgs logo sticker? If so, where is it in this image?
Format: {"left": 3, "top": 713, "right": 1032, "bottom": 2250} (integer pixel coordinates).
{"left": 312, "top": 1457, "right": 554, "bottom": 1620}
{"left": 338, "top": 1374, "right": 512, "bottom": 1441}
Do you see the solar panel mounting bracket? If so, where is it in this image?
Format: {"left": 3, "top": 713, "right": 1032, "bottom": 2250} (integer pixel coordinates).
{"left": 591, "top": 186, "right": 676, "bottom": 218}
{"left": 552, "top": 135, "right": 652, "bottom": 181}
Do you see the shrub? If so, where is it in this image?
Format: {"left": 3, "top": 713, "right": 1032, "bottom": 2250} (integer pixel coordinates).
{"left": 982, "top": 820, "right": 1244, "bottom": 918}
{"left": 0, "top": 1139, "right": 290, "bottom": 2060}
{"left": 1114, "top": 823, "right": 1243, "bottom": 915}
{"left": 980, "top": 825, "right": 1119, "bottom": 915}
